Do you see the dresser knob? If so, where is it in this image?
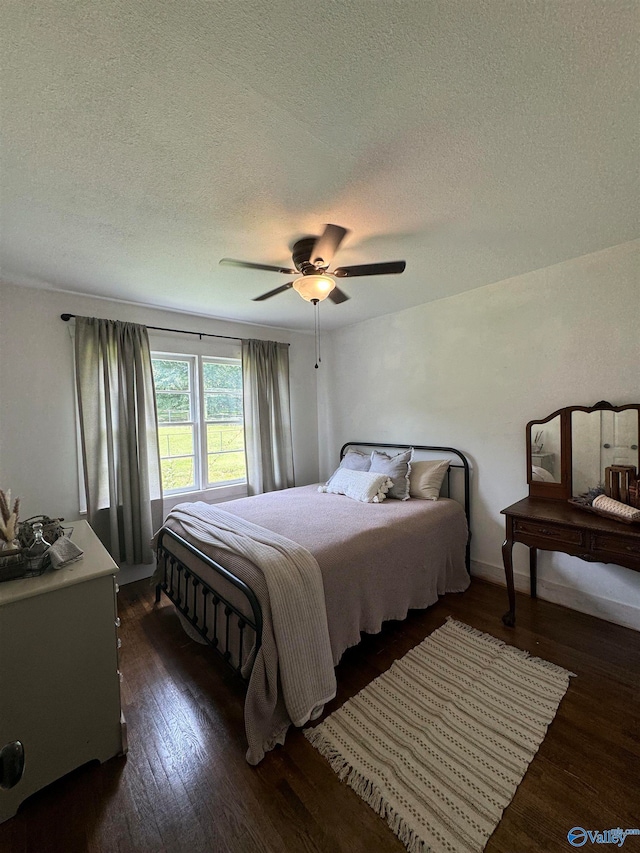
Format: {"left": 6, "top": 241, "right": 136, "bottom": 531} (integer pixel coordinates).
{"left": 115, "top": 583, "right": 120, "bottom": 594}
{"left": 0, "top": 741, "right": 25, "bottom": 790}
{"left": 115, "top": 617, "right": 121, "bottom": 628}
{"left": 117, "top": 637, "right": 122, "bottom": 649}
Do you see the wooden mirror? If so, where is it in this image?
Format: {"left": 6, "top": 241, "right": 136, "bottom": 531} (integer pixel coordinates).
{"left": 527, "top": 402, "right": 640, "bottom": 500}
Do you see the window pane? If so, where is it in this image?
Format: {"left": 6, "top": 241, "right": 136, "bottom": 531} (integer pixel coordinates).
{"left": 203, "top": 361, "right": 242, "bottom": 392}
{"left": 207, "top": 423, "right": 245, "bottom": 453}
{"left": 156, "top": 392, "right": 191, "bottom": 423}
{"left": 152, "top": 359, "right": 190, "bottom": 391}
{"left": 205, "top": 392, "right": 243, "bottom": 420}
{"left": 208, "top": 450, "right": 246, "bottom": 484}
{"left": 158, "top": 425, "right": 196, "bottom": 491}
{"left": 160, "top": 457, "right": 195, "bottom": 492}
{"left": 158, "top": 425, "right": 194, "bottom": 458}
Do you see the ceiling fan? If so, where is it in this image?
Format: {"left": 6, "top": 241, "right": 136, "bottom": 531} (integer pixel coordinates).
{"left": 219, "top": 224, "right": 406, "bottom": 304}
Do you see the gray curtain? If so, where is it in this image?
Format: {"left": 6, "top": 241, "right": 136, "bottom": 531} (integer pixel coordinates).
{"left": 75, "top": 316, "right": 163, "bottom": 564}
{"left": 242, "top": 339, "right": 295, "bottom": 495}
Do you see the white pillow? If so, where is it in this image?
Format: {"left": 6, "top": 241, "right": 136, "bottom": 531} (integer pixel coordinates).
{"left": 409, "top": 459, "right": 449, "bottom": 500}
{"left": 319, "top": 469, "right": 393, "bottom": 503}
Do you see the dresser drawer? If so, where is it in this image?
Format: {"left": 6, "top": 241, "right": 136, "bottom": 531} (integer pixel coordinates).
{"left": 592, "top": 533, "right": 640, "bottom": 561}
{"left": 514, "top": 519, "right": 585, "bottom": 547}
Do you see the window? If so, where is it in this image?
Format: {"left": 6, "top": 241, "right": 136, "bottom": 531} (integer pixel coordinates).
{"left": 152, "top": 354, "right": 246, "bottom": 494}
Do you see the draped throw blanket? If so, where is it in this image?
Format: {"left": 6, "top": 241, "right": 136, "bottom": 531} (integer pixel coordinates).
{"left": 75, "top": 316, "right": 162, "bottom": 564}
{"left": 155, "top": 502, "right": 336, "bottom": 764}
{"left": 241, "top": 339, "right": 294, "bottom": 495}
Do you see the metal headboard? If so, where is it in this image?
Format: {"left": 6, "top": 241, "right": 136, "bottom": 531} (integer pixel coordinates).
{"left": 339, "top": 442, "right": 472, "bottom": 573}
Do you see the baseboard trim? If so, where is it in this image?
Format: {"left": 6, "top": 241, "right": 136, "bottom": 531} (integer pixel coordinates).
{"left": 471, "top": 559, "right": 640, "bottom": 632}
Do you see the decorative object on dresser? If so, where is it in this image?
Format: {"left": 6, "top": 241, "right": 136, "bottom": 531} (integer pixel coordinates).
{"left": 0, "top": 521, "right": 126, "bottom": 823}
{"left": 306, "top": 618, "right": 575, "bottom": 853}
{"left": 604, "top": 465, "right": 637, "bottom": 504}
{"left": 0, "top": 491, "right": 70, "bottom": 582}
{"left": 591, "top": 494, "right": 640, "bottom": 522}
{"left": 502, "top": 402, "right": 640, "bottom": 626}
{"left": 0, "top": 489, "right": 20, "bottom": 569}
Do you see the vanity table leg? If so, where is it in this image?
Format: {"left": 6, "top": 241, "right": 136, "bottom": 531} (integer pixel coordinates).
{"left": 501, "top": 532, "right": 516, "bottom": 627}
{"left": 530, "top": 547, "right": 537, "bottom": 598}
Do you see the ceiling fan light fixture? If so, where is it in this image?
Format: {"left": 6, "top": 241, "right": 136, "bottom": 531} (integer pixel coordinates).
{"left": 292, "top": 274, "right": 335, "bottom": 302}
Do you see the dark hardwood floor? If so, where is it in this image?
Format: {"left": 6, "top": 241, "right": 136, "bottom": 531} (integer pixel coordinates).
{"left": 1, "top": 577, "right": 639, "bottom": 853}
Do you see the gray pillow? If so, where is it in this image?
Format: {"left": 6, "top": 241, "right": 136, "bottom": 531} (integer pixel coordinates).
{"left": 325, "top": 448, "right": 372, "bottom": 488}
{"left": 369, "top": 448, "right": 413, "bottom": 500}
{"left": 339, "top": 448, "right": 372, "bottom": 472}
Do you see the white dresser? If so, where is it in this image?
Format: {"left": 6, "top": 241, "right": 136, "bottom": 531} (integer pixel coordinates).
{"left": 0, "top": 521, "right": 125, "bottom": 823}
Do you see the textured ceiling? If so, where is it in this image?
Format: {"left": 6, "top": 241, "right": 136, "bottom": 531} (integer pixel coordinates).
{"left": 1, "top": 0, "right": 638, "bottom": 331}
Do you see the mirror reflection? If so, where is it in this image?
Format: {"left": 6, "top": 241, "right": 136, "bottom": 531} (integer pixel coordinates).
{"left": 572, "top": 409, "right": 640, "bottom": 496}
{"left": 529, "top": 415, "right": 561, "bottom": 483}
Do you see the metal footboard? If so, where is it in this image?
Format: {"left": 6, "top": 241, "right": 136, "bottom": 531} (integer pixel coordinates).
{"left": 155, "top": 527, "right": 263, "bottom": 680}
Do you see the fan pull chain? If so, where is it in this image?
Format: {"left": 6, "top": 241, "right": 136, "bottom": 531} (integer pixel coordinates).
{"left": 313, "top": 299, "right": 320, "bottom": 369}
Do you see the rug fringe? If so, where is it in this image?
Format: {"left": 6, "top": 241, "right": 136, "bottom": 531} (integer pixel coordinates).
{"left": 304, "top": 729, "right": 433, "bottom": 853}
{"left": 445, "top": 617, "right": 577, "bottom": 678}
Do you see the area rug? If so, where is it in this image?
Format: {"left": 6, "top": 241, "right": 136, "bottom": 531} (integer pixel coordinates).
{"left": 304, "top": 617, "right": 575, "bottom": 853}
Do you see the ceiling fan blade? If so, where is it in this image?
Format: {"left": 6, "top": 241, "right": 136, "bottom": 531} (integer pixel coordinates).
{"left": 310, "top": 224, "right": 348, "bottom": 268}
{"left": 328, "top": 286, "right": 350, "bottom": 304}
{"left": 252, "top": 282, "right": 294, "bottom": 301}
{"left": 332, "top": 260, "right": 406, "bottom": 278}
{"left": 220, "top": 258, "right": 296, "bottom": 275}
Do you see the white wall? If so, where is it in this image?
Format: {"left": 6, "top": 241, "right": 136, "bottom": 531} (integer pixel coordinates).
{"left": 318, "top": 240, "right": 640, "bottom": 630}
{"left": 2, "top": 242, "right": 639, "bottom": 623}
{"left": 0, "top": 283, "right": 319, "bottom": 580}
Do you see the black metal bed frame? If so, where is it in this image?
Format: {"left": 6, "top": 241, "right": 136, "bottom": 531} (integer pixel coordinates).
{"left": 340, "top": 442, "right": 472, "bottom": 573}
{"left": 155, "top": 528, "right": 263, "bottom": 679}
{"left": 154, "top": 442, "right": 471, "bottom": 681}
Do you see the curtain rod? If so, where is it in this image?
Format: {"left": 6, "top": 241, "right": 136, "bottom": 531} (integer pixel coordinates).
{"left": 60, "top": 314, "right": 290, "bottom": 346}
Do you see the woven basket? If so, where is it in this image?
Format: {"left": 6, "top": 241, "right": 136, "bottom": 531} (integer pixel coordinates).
{"left": 0, "top": 516, "right": 63, "bottom": 583}
{"left": 0, "top": 546, "right": 52, "bottom": 582}
{"left": 17, "top": 516, "right": 65, "bottom": 549}
{"left": 0, "top": 546, "right": 27, "bottom": 582}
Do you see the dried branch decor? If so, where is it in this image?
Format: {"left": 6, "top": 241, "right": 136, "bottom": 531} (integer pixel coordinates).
{"left": 0, "top": 488, "right": 20, "bottom": 547}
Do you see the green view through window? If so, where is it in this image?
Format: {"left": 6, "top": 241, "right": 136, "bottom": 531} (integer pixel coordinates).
{"left": 152, "top": 354, "right": 246, "bottom": 494}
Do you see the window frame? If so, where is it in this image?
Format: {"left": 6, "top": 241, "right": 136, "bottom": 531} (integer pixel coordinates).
{"left": 152, "top": 351, "right": 246, "bottom": 497}
{"left": 154, "top": 353, "right": 198, "bottom": 496}
{"left": 200, "top": 355, "right": 246, "bottom": 491}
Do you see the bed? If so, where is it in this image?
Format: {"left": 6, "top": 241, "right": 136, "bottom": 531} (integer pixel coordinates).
{"left": 153, "top": 442, "right": 471, "bottom": 763}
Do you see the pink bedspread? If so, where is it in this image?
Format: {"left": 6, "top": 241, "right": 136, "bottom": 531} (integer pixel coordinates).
{"left": 214, "top": 484, "right": 469, "bottom": 664}
{"left": 159, "top": 484, "right": 470, "bottom": 762}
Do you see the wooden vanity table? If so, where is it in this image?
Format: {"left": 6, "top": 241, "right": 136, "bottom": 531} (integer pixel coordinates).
{"left": 501, "top": 495, "right": 640, "bottom": 626}
{"left": 501, "top": 402, "right": 640, "bottom": 626}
